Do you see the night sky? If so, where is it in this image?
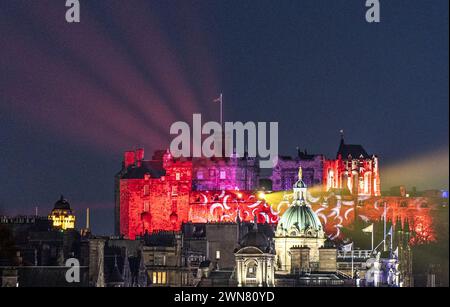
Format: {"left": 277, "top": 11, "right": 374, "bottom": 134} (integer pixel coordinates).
{"left": 0, "top": 0, "right": 448, "bottom": 234}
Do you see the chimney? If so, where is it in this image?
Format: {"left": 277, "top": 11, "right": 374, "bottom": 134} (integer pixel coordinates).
{"left": 124, "top": 151, "right": 136, "bottom": 168}
{"left": 135, "top": 148, "right": 144, "bottom": 167}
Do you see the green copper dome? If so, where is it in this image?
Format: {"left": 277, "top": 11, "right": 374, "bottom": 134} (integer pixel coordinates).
{"left": 277, "top": 204, "right": 323, "bottom": 237}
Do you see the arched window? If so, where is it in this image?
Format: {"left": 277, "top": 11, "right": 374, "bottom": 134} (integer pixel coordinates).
{"left": 246, "top": 261, "right": 257, "bottom": 279}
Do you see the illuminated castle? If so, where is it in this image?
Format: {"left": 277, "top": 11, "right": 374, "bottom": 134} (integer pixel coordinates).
{"left": 49, "top": 195, "right": 75, "bottom": 230}
{"left": 114, "top": 149, "right": 266, "bottom": 239}
{"left": 115, "top": 135, "right": 382, "bottom": 239}
{"left": 323, "top": 134, "right": 381, "bottom": 196}
{"left": 270, "top": 135, "right": 380, "bottom": 196}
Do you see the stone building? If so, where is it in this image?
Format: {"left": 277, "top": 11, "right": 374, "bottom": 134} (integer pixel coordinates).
{"left": 192, "top": 155, "right": 259, "bottom": 191}
{"left": 274, "top": 168, "right": 328, "bottom": 273}
{"left": 141, "top": 231, "right": 193, "bottom": 287}
{"left": 115, "top": 149, "right": 261, "bottom": 238}
{"left": 234, "top": 223, "right": 276, "bottom": 287}
{"left": 49, "top": 196, "right": 75, "bottom": 231}
{"left": 271, "top": 150, "right": 324, "bottom": 191}
{"left": 323, "top": 135, "right": 381, "bottom": 196}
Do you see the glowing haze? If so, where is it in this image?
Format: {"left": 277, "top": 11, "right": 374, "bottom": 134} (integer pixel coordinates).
{"left": 0, "top": 0, "right": 447, "bottom": 234}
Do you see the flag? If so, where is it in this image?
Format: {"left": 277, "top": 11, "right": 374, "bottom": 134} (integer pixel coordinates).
{"left": 342, "top": 242, "right": 353, "bottom": 252}
{"left": 388, "top": 226, "right": 393, "bottom": 236}
{"left": 393, "top": 247, "right": 399, "bottom": 258}
{"left": 213, "top": 93, "right": 222, "bottom": 103}
{"left": 362, "top": 224, "right": 373, "bottom": 233}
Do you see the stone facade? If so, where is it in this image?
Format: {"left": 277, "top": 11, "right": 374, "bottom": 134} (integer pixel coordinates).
{"left": 274, "top": 236, "right": 326, "bottom": 272}
{"left": 323, "top": 137, "right": 381, "bottom": 196}
{"left": 235, "top": 247, "right": 275, "bottom": 287}
{"left": 271, "top": 151, "right": 324, "bottom": 191}
{"left": 318, "top": 248, "right": 337, "bottom": 272}
{"left": 116, "top": 149, "right": 270, "bottom": 239}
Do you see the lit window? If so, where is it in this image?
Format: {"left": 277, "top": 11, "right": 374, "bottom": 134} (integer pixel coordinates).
{"left": 171, "top": 186, "right": 178, "bottom": 196}
{"left": 152, "top": 271, "right": 167, "bottom": 284}
{"left": 152, "top": 271, "right": 167, "bottom": 285}
{"left": 197, "top": 171, "right": 204, "bottom": 179}
{"left": 144, "top": 201, "right": 149, "bottom": 212}
{"left": 175, "top": 172, "right": 180, "bottom": 181}
{"left": 216, "top": 250, "right": 221, "bottom": 260}
{"left": 220, "top": 170, "right": 226, "bottom": 179}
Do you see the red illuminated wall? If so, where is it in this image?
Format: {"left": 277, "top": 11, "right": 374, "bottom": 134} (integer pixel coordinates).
{"left": 189, "top": 190, "right": 279, "bottom": 224}
{"left": 119, "top": 149, "right": 278, "bottom": 239}
{"left": 119, "top": 154, "right": 192, "bottom": 239}
{"left": 302, "top": 195, "right": 436, "bottom": 244}
{"left": 119, "top": 150, "right": 437, "bottom": 244}
{"left": 323, "top": 155, "right": 381, "bottom": 196}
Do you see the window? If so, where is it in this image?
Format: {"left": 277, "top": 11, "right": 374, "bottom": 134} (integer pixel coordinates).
{"left": 220, "top": 170, "right": 226, "bottom": 179}
{"left": 143, "top": 185, "right": 149, "bottom": 196}
{"left": 152, "top": 271, "right": 167, "bottom": 285}
{"left": 154, "top": 255, "right": 166, "bottom": 266}
{"left": 171, "top": 186, "right": 178, "bottom": 196}
{"left": 144, "top": 201, "right": 149, "bottom": 212}
{"left": 209, "top": 169, "right": 215, "bottom": 177}
{"left": 246, "top": 263, "right": 257, "bottom": 279}
{"left": 197, "top": 171, "right": 204, "bottom": 179}
{"left": 215, "top": 250, "right": 221, "bottom": 260}
{"left": 175, "top": 172, "right": 180, "bottom": 181}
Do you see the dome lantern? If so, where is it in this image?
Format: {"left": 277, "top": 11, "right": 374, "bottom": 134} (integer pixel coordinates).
{"left": 293, "top": 167, "right": 307, "bottom": 203}
{"left": 276, "top": 169, "right": 324, "bottom": 238}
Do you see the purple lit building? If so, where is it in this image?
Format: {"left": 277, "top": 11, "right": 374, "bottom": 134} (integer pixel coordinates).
{"left": 271, "top": 149, "right": 325, "bottom": 191}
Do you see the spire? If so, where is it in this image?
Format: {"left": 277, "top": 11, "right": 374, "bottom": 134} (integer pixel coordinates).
{"left": 236, "top": 208, "right": 241, "bottom": 225}
{"left": 395, "top": 216, "right": 402, "bottom": 232}
{"left": 404, "top": 218, "right": 410, "bottom": 233}
{"left": 86, "top": 208, "right": 90, "bottom": 230}
{"left": 337, "top": 129, "right": 345, "bottom": 157}
{"left": 137, "top": 251, "right": 147, "bottom": 287}
{"left": 298, "top": 167, "right": 303, "bottom": 181}
{"left": 122, "top": 249, "right": 132, "bottom": 287}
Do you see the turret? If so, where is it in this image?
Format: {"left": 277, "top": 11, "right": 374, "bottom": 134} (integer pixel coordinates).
{"left": 403, "top": 218, "right": 411, "bottom": 242}
{"left": 293, "top": 167, "right": 307, "bottom": 203}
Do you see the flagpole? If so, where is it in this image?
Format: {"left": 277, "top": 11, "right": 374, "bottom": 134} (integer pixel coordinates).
{"left": 384, "top": 206, "right": 386, "bottom": 249}
{"left": 371, "top": 227, "right": 374, "bottom": 252}
{"left": 351, "top": 243, "right": 354, "bottom": 280}
{"left": 390, "top": 226, "right": 393, "bottom": 257}
{"left": 219, "top": 93, "right": 223, "bottom": 129}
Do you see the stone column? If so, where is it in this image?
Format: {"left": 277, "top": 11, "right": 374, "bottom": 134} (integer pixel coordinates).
{"left": 236, "top": 259, "right": 243, "bottom": 287}
{"left": 257, "top": 260, "right": 262, "bottom": 287}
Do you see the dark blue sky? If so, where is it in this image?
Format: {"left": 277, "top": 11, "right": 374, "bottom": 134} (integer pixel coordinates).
{"left": 0, "top": 0, "right": 448, "bottom": 234}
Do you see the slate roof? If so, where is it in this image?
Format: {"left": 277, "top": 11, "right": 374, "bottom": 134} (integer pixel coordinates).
{"left": 143, "top": 231, "right": 177, "bottom": 247}
{"left": 121, "top": 161, "right": 166, "bottom": 179}
{"left": 337, "top": 138, "right": 370, "bottom": 159}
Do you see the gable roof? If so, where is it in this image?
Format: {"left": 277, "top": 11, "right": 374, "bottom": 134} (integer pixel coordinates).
{"left": 337, "top": 138, "right": 370, "bottom": 159}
